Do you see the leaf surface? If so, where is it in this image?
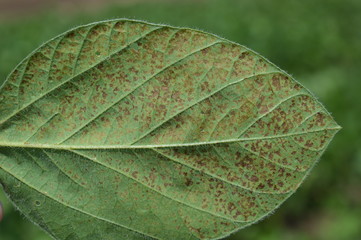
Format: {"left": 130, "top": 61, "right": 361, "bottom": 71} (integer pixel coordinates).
{"left": 0, "top": 19, "right": 340, "bottom": 240}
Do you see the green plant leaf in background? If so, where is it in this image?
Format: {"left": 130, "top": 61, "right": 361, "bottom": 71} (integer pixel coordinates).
{"left": 0, "top": 19, "right": 340, "bottom": 240}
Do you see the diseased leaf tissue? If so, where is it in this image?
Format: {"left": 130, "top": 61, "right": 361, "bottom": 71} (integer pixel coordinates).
{"left": 0, "top": 19, "right": 340, "bottom": 240}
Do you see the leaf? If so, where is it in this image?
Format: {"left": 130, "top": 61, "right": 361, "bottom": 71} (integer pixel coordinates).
{"left": 0, "top": 19, "right": 340, "bottom": 240}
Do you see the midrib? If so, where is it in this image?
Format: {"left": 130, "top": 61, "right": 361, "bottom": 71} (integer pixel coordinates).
{"left": 0, "top": 127, "right": 341, "bottom": 150}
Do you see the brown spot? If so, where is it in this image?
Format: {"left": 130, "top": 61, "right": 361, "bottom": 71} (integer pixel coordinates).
{"left": 185, "top": 178, "right": 193, "bottom": 186}
{"left": 250, "top": 175, "right": 259, "bottom": 182}
{"left": 132, "top": 171, "right": 138, "bottom": 178}
{"left": 305, "top": 140, "right": 314, "bottom": 148}
{"left": 227, "top": 202, "right": 237, "bottom": 213}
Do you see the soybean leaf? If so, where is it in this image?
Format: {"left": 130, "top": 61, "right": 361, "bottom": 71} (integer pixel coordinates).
{"left": 0, "top": 19, "right": 340, "bottom": 240}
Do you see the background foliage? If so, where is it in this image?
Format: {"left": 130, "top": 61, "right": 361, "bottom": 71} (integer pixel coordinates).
{"left": 0, "top": 0, "right": 360, "bottom": 239}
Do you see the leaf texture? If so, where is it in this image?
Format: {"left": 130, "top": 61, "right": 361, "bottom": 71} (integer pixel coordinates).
{"left": 0, "top": 19, "right": 340, "bottom": 240}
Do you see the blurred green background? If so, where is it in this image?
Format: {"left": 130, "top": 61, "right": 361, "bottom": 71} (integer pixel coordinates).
{"left": 0, "top": 0, "right": 360, "bottom": 239}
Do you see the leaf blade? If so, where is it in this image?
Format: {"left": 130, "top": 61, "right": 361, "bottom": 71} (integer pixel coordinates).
{"left": 0, "top": 19, "right": 340, "bottom": 240}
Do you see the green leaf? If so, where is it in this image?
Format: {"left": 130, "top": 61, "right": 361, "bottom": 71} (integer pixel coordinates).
{"left": 0, "top": 19, "right": 340, "bottom": 240}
